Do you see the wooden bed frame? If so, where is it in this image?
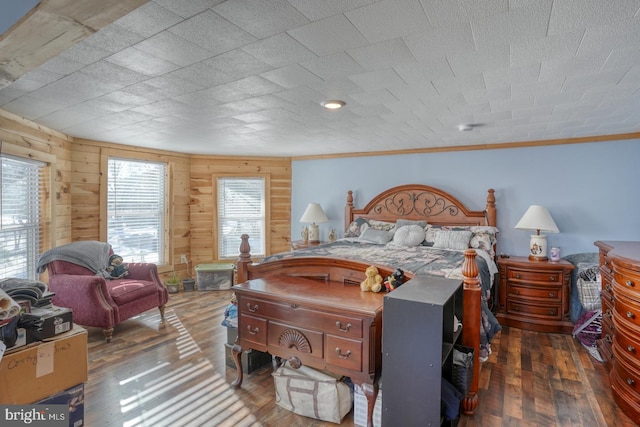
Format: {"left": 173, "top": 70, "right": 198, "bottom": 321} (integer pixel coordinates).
{"left": 236, "top": 184, "right": 497, "bottom": 417}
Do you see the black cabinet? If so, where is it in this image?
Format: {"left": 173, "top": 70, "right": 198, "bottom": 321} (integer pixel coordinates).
{"left": 382, "top": 275, "right": 463, "bottom": 426}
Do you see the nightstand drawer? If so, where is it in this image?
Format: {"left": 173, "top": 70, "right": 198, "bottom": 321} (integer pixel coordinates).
{"left": 506, "top": 300, "right": 561, "bottom": 319}
{"left": 326, "top": 335, "right": 362, "bottom": 371}
{"left": 507, "top": 283, "right": 561, "bottom": 302}
{"left": 507, "top": 268, "right": 561, "bottom": 283}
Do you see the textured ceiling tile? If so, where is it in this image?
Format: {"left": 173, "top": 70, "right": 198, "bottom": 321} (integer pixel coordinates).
{"left": 404, "top": 21, "right": 476, "bottom": 60}
{"left": 84, "top": 91, "right": 152, "bottom": 112}
{"left": 213, "top": 0, "right": 309, "bottom": 39}
{"left": 81, "top": 61, "right": 149, "bottom": 87}
{"left": 3, "top": 95, "right": 65, "bottom": 119}
{"left": 348, "top": 38, "right": 416, "bottom": 71}
{"left": 82, "top": 24, "right": 144, "bottom": 53}
{"left": 205, "top": 49, "right": 273, "bottom": 79}
{"left": 483, "top": 63, "right": 540, "bottom": 90}
{"left": 346, "top": 0, "right": 432, "bottom": 43}
{"left": 471, "top": 0, "right": 552, "bottom": 49}
{"left": 287, "top": 0, "right": 376, "bottom": 21}
{"left": 38, "top": 55, "right": 86, "bottom": 76}
{"left": 510, "top": 30, "right": 583, "bottom": 68}
{"left": 548, "top": 0, "right": 640, "bottom": 35}
{"left": 394, "top": 59, "right": 454, "bottom": 84}
{"left": 106, "top": 47, "right": 181, "bottom": 76}
{"left": 261, "top": 64, "right": 324, "bottom": 89}
{"left": 153, "top": 0, "right": 225, "bottom": 19}
{"left": 225, "top": 76, "right": 283, "bottom": 96}
{"left": 57, "top": 41, "right": 112, "bottom": 66}
{"left": 301, "top": 52, "right": 365, "bottom": 81}
{"left": 134, "top": 31, "right": 214, "bottom": 67}
{"left": 349, "top": 89, "right": 398, "bottom": 105}
{"left": 112, "top": 2, "right": 184, "bottom": 38}
{"left": 349, "top": 69, "right": 405, "bottom": 91}
{"left": 168, "top": 10, "right": 256, "bottom": 55}
{"left": 273, "top": 86, "right": 327, "bottom": 105}
{"left": 447, "top": 45, "right": 510, "bottom": 77}
{"left": 170, "top": 62, "right": 235, "bottom": 87}
{"left": 288, "top": 14, "right": 368, "bottom": 57}
{"left": 539, "top": 50, "right": 609, "bottom": 81}
{"left": 307, "top": 77, "right": 364, "bottom": 99}
{"left": 241, "top": 33, "right": 317, "bottom": 68}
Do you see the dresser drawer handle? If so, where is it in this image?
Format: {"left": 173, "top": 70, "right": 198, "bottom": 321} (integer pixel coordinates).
{"left": 549, "top": 276, "right": 556, "bottom": 281}
{"left": 628, "top": 378, "right": 636, "bottom": 387}
{"left": 627, "top": 311, "right": 636, "bottom": 319}
{"left": 628, "top": 345, "right": 636, "bottom": 353}
{"left": 514, "top": 290, "right": 520, "bottom": 295}
{"left": 606, "top": 284, "right": 612, "bottom": 293}
{"left": 605, "top": 334, "right": 612, "bottom": 343}
{"left": 247, "top": 325, "right": 260, "bottom": 335}
{"left": 514, "top": 306, "right": 520, "bottom": 312}
{"left": 336, "top": 321, "right": 352, "bottom": 332}
{"left": 627, "top": 280, "right": 635, "bottom": 288}
{"left": 515, "top": 273, "right": 520, "bottom": 279}
{"left": 247, "top": 303, "right": 258, "bottom": 313}
{"left": 335, "top": 347, "right": 352, "bottom": 359}
{"left": 548, "top": 309, "right": 554, "bottom": 315}
{"left": 548, "top": 292, "right": 556, "bottom": 298}
{"left": 605, "top": 309, "right": 612, "bottom": 319}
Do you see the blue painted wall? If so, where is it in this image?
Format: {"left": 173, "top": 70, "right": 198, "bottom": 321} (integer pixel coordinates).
{"left": 292, "top": 139, "right": 640, "bottom": 258}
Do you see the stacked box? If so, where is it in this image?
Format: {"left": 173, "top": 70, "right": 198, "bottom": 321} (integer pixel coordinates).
{"left": 36, "top": 383, "right": 85, "bottom": 427}
{"left": 195, "top": 263, "right": 235, "bottom": 290}
{"left": 224, "top": 343, "right": 272, "bottom": 374}
{"left": 353, "top": 384, "right": 382, "bottom": 427}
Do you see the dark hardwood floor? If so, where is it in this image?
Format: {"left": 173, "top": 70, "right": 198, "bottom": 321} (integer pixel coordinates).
{"left": 84, "top": 289, "right": 635, "bottom": 427}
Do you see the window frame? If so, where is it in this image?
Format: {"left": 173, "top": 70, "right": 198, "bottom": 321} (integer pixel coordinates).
{"left": 0, "top": 142, "right": 54, "bottom": 280}
{"left": 100, "top": 150, "right": 170, "bottom": 268}
{"left": 213, "top": 173, "right": 270, "bottom": 260}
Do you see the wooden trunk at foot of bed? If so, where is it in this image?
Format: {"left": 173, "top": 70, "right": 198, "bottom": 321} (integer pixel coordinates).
{"left": 236, "top": 236, "right": 482, "bottom": 415}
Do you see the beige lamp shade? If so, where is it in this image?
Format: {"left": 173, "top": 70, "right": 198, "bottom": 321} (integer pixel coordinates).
{"left": 515, "top": 205, "right": 559, "bottom": 261}
{"left": 300, "top": 203, "right": 328, "bottom": 243}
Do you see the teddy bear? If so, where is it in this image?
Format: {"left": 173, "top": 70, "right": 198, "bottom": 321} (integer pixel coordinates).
{"left": 360, "top": 265, "right": 383, "bottom": 293}
{"left": 384, "top": 268, "right": 405, "bottom": 292}
{"left": 107, "top": 254, "right": 129, "bottom": 279}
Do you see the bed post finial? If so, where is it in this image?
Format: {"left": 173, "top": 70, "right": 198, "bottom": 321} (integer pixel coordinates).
{"left": 485, "top": 188, "right": 496, "bottom": 227}
{"left": 237, "top": 234, "right": 252, "bottom": 284}
{"left": 345, "top": 190, "right": 354, "bottom": 233}
{"left": 461, "top": 249, "right": 480, "bottom": 414}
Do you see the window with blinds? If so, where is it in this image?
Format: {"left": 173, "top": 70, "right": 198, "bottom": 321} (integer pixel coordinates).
{"left": 0, "top": 154, "right": 44, "bottom": 279}
{"left": 107, "top": 158, "right": 166, "bottom": 264}
{"left": 217, "top": 177, "right": 265, "bottom": 258}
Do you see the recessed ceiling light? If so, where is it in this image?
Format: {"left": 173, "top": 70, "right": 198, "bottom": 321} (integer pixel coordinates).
{"left": 321, "top": 100, "right": 345, "bottom": 110}
{"left": 457, "top": 124, "right": 473, "bottom": 131}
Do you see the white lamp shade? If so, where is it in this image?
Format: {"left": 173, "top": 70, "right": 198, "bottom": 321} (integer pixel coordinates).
{"left": 514, "top": 205, "right": 559, "bottom": 233}
{"left": 300, "top": 203, "right": 328, "bottom": 224}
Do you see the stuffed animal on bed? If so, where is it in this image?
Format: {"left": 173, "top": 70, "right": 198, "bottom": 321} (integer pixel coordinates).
{"left": 361, "top": 265, "right": 383, "bottom": 293}
{"left": 108, "top": 254, "right": 129, "bottom": 279}
{"left": 384, "top": 268, "right": 405, "bottom": 292}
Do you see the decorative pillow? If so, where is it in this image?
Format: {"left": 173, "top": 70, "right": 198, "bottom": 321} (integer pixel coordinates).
{"left": 433, "top": 230, "right": 473, "bottom": 251}
{"left": 468, "top": 226, "right": 499, "bottom": 257}
{"left": 359, "top": 228, "right": 394, "bottom": 245}
{"left": 392, "top": 225, "right": 426, "bottom": 247}
{"left": 423, "top": 225, "right": 469, "bottom": 247}
{"left": 344, "top": 217, "right": 395, "bottom": 238}
{"left": 396, "top": 219, "right": 427, "bottom": 229}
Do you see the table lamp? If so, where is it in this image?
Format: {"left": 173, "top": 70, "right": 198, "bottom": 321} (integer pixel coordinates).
{"left": 300, "top": 203, "right": 328, "bottom": 243}
{"left": 514, "top": 205, "right": 559, "bottom": 261}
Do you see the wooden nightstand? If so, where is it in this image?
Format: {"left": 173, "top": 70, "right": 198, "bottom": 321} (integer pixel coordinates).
{"left": 496, "top": 256, "right": 574, "bottom": 334}
{"left": 290, "top": 240, "right": 325, "bottom": 251}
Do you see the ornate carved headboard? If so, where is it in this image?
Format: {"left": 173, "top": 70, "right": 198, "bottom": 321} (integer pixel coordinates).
{"left": 344, "top": 184, "right": 497, "bottom": 231}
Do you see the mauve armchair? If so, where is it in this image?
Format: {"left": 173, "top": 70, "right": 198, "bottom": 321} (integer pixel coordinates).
{"left": 45, "top": 259, "right": 169, "bottom": 342}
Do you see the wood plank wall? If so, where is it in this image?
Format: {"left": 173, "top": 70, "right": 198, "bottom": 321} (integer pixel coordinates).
{"left": 0, "top": 108, "right": 292, "bottom": 282}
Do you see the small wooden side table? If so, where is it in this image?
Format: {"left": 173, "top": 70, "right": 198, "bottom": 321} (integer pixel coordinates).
{"left": 496, "top": 256, "right": 574, "bottom": 334}
{"left": 290, "top": 240, "right": 325, "bottom": 251}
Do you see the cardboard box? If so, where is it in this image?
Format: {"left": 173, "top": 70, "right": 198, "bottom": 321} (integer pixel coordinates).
{"left": 354, "top": 383, "right": 382, "bottom": 427}
{"left": 0, "top": 326, "right": 88, "bottom": 404}
{"left": 36, "top": 383, "right": 85, "bottom": 427}
{"left": 23, "top": 306, "right": 73, "bottom": 343}
{"left": 196, "top": 263, "right": 235, "bottom": 290}
{"left": 224, "top": 343, "right": 272, "bottom": 374}
{"left": 226, "top": 327, "right": 237, "bottom": 345}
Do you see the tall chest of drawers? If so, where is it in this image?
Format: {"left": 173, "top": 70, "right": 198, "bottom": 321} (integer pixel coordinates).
{"left": 595, "top": 241, "right": 640, "bottom": 424}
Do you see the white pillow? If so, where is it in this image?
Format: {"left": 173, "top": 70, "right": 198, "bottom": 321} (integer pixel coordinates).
{"left": 359, "top": 228, "right": 394, "bottom": 244}
{"left": 433, "top": 230, "right": 473, "bottom": 250}
{"left": 392, "top": 225, "right": 426, "bottom": 247}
